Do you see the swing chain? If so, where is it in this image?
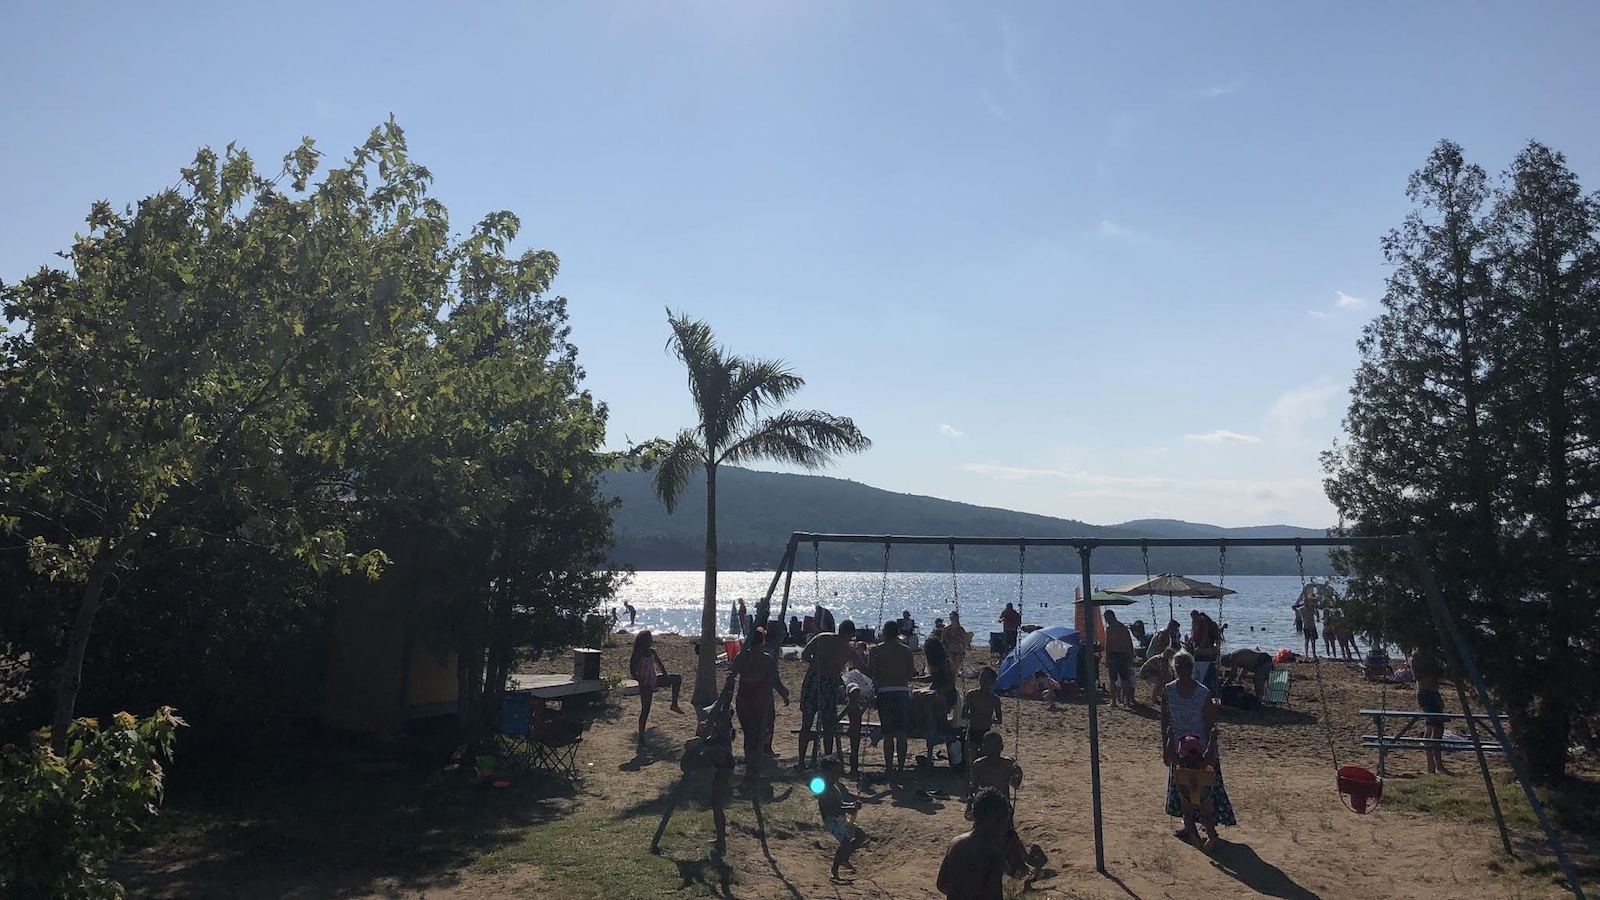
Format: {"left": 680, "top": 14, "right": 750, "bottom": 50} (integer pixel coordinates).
{"left": 877, "top": 540, "right": 891, "bottom": 634}
{"left": 1017, "top": 541, "right": 1026, "bottom": 605}
{"left": 948, "top": 541, "right": 960, "bottom": 619}
{"left": 1299, "top": 540, "right": 1342, "bottom": 773}
{"left": 1141, "top": 542, "right": 1157, "bottom": 630}
{"left": 813, "top": 540, "right": 822, "bottom": 604}
{"left": 1217, "top": 543, "right": 1227, "bottom": 629}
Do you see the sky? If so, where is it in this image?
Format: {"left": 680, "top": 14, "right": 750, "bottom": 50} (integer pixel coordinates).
{"left": 4, "top": 2, "right": 1599, "bottom": 528}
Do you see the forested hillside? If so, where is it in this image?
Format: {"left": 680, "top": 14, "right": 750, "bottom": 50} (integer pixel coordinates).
{"left": 604, "top": 466, "right": 1333, "bottom": 575}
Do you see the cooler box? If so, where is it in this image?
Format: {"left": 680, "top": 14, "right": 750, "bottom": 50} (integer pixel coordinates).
{"left": 573, "top": 648, "right": 602, "bottom": 681}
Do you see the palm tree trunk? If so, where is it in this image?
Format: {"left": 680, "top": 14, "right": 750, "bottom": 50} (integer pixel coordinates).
{"left": 695, "top": 461, "right": 720, "bottom": 708}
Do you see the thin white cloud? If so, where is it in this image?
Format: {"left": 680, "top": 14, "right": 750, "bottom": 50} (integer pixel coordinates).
{"left": 1202, "top": 81, "right": 1243, "bottom": 100}
{"left": 999, "top": 15, "right": 1024, "bottom": 90}
{"left": 1307, "top": 310, "right": 1327, "bottom": 320}
{"left": 1266, "top": 380, "right": 1341, "bottom": 440}
{"left": 940, "top": 423, "right": 964, "bottom": 438}
{"left": 978, "top": 90, "right": 1015, "bottom": 125}
{"left": 1097, "top": 112, "right": 1147, "bottom": 182}
{"left": 1097, "top": 220, "right": 1138, "bottom": 241}
{"left": 1335, "top": 291, "right": 1367, "bottom": 310}
{"left": 1183, "top": 430, "right": 1261, "bottom": 444}
{"left": 962, "top": 461, "right": 1325, "bottom": 522}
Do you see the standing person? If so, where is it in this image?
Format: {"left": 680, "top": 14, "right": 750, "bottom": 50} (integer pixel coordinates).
{"left": 924, "top": 635, "right": 958, "bottom": 723}
{"left": 1160, "top": 651, "right": 1237, "bottom": 839}
{"left": 815, "top": 758, "right": 869, "bottom": 880}
{"left": 844, "top": 684, "right": 868, "bottom": 776}
{"left": 944, "top": 612, "right": 971, "bottom": 675}
{"left": 789, "top": 615, "right": 803, "bottom": 646}
{"left": 737, "top": 598, "right": 749, "bottom": 635}
{"left": 933, "top": 618, "right": 946, "bottom": 641}
{"left": 937, "top": 787, "right": 1011, "bottom": 900}
{"left": 1188, "top": 610, "right": 1222, "bottom": 693}
{"left": 960, "top": 667, "right": 1003, "bottom": 771}
{"left": 998, "top": 603, "right": 1022, "bottom": 651}
{"left": 1293, "top": 583, "right": 1321, "bottom": 658}
{"left": 734, "top": 628, "right": 789, "bottom": 780}
{"left": 899, "top": 609, "right": 917, "bottom": 640}
{"left": 798, "top": 619, "right": 857, "bottom": 765}
{"left": 1103, "top": 610, "right": 1137, "bottom": 708}
{"left": 682, "top": 699, "right": 736, "bottom": 854}
{"left": 1147, "top": 620, "right": 1181, "bottom": 657}
{"left": 1413, "top": 650, "right": 1451, "bottom": 775}
{"left": 629, "top": 631, "right": 683, "bottom": 746}
{"left": 870, "top": 620, "right": 917, "bottom": 775}
{"left": 1337, "top": 619, "right": 1358, "bottom": 661}
{"left": 623, "top": 600, "right": 638, "bottom": 628}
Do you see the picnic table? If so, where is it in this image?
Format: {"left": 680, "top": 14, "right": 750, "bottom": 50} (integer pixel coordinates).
{"left": 508, "top": 673, "right": 609, "bottom": 706}
{"left": 1359, "top": 708, "right": 1508, "bottom": 777}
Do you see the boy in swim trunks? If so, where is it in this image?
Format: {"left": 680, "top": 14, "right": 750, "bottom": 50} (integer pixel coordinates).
{"left": 815, "top": 758, "right": 869, "bottom": 879}
{"left": 1412, "top": 650, "right": 1450, "bottom": 774}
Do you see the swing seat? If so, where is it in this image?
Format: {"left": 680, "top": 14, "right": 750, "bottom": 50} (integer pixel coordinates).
{"left": 1337, "top": 765, "right": 1383, "bottom": 814}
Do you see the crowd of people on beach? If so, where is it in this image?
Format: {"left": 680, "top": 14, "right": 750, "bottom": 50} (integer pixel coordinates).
{"left": 613, "top": 577, "right": 1456, "bottom": 897}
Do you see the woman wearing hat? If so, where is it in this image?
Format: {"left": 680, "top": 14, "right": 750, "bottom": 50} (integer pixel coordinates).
{"left": 1160, "top": 650, "right": 1237, "bottom": 846}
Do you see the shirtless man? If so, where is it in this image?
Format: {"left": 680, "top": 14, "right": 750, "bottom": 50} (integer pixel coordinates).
{"left": 944, "top": 611, "right": 971, "bottom": 675}
{"left": 1103, "top": 610, "right": 1137, "bottom": 707}
{"left": 799, "top": 619, "right": 857, "bottom": 765}
{"left": 1292, "top": 582, "right": 1321, "bottom": 658}
{"left": 1223, "top": 647, "right": 1274, "bottom": 699}
{"left": 1413, "top": 650, "right": 1450, "bottom": 775}
{"left": 938, "top": 787, "right": 1010, "bottom": 899}
{"left": 869, "top": 620, "right": 918, "bottom": 775}
{"left": 961, "top": 667, "right": 1003, "bottom": 770}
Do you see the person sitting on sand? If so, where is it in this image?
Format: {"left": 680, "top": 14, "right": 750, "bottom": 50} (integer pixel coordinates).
{"left": 1019, "top": 669, "right": 1060, "bottom": 710}
{"left": 961, "top": 667, "right": 1003, "bottom": 770}
{"left": 815, "top": 758, "right": 869, "bottom": 880}
{"left": 629, "top": 631, "right": 682, "bottom": 745}
{"left": 938, "top": 787, "right": 1011, "bottom": 899}
{"left": 799, "top": 619, "right": 857, "bottom": 765}
{"left": 1161, "top": 651, "right": 1237, "bottom": 840}
{"left": 965, "top": 732, "right": 1046, "bottom": 880}
{"left": 1131, "top": 619, "right": 1149, "bottom": 655}
{"left": 870, "top": 620, "right": 917, "bottom": 775}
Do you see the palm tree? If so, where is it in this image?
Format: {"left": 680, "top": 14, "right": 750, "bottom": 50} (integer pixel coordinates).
{"left": 654, "top": 310, "right": 871, "bottom": 707}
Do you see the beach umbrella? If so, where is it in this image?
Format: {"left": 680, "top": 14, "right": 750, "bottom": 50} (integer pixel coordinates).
{"left": 1107, "top": 573, "right": 1235, "bottom": 622}
{"left": 1087, "top": 589, "right": 1136, "bottom": 606}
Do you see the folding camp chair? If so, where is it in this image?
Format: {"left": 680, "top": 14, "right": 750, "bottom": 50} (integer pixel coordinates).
{"left": 1263, "top": 669, "right": 1292, "bottom": 706}
{"left": 528, "top": 696, "right": 585, "bottom": 781}
{"left": 496, "top": 691, "right": 539, "bottom": 772}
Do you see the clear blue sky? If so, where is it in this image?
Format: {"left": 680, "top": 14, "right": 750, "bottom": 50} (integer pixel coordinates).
{"left": 5, "top": 2, "right": 1598, "bottom": 527}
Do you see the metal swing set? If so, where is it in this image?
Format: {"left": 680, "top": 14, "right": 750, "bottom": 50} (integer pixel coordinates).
{"left": 648, "top": 531, "right": 1585, "bottom": 900}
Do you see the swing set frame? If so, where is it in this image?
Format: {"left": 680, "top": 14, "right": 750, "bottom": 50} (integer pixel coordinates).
{"left": 650, "top": 531, "right": 1585, "bottom": 900}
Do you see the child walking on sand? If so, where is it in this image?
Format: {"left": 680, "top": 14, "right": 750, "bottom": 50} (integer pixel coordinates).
{"left": 815, "top": 758, "right": 869, "bottom": 879}
{"left": 844, "top": 684, "right": 868, "bottom": 776}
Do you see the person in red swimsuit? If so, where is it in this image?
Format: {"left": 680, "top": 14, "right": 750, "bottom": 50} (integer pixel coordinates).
{"left": 735, "top": 627, "right": 789, "bottom": 780}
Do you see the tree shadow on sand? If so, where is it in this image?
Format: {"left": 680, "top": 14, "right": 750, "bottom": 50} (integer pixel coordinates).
{"left": 619, "top": 730, "right": 681, "bottom": 771}
{"left": 1207, "top": 841, "right": 1323, "bottom": 899}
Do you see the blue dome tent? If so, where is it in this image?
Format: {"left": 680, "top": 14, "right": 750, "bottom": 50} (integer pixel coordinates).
{"left": 993, "top": 625, "right": 1081, "bottom": 693}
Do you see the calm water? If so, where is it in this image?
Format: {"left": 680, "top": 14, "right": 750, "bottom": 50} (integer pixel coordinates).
{"left": 613, "top": 571, "right": 1329, "bottom": 655}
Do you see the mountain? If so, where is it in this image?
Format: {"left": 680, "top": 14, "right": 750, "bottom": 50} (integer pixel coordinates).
{"left": 602, "top": 466, "right": 1333, "bottom": 576}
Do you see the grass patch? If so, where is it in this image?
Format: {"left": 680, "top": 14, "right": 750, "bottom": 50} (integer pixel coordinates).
{"left": 1383, "top": 772, "right": 1600, "bottom": 836}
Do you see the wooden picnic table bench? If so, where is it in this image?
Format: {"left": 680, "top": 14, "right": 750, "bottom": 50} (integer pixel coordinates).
{"left": 1359, "top": 708, "right": 1508, "bottom": 777}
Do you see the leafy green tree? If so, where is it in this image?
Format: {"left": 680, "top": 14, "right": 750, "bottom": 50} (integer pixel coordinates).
{"left": 652, "top": 311, "right": 870, "bottom": 706}
{"left": 1325, "top": 139, "right": 1600, "bottom": 780}
{"left": 2, "top": 122, "right": 452, "bottom": 752}
{"left": 1482, "top": 142, "right": 1600, "bottom": 777}
{"left": 0, "top": 707, "right": 184, "bottom": 898}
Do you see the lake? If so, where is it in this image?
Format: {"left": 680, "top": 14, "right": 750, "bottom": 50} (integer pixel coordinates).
{"left": 613, "top": 571, "right": 1332, "bottom": 654}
